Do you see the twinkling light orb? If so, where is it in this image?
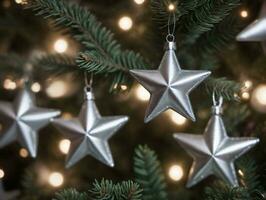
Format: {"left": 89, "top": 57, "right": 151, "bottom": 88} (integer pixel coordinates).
{"left": 168, "top": 3, "right": 175, "bottom": 11}
{"left": 168, "top": 164, "right": 184, "bottom": 181}
{"left": 59, "top": 139, "right": 71, "bottom": 154}
{"left": 19, "top": 148, "right": 29, "bottom": 158}
{"left": 0, "top": 169, "right": 4, "bottom": 179}
{"left": 53, "top": 39, "right": 68, "bottom": 53}
{"left": 135, "top": 84, "right": 150, "bottom": 101}
{"left": 48, "top": 172, "right": 64, "bottom": 187}
{"left": 134, "top": 0, "right": 145, "bottom": 5}
{"left": 46, "top": 80, "right": 68, "bottom": 98}
{"left": 31, "top": 82, "right": 41, "bottom": 93}
{"left": 240, "top": 10, "right": 249, "bottom": 18}
{"left": 118, "top": 16, "right": 133, "bottom": 31}
{"left": 251, "top": 84, "right": 266, "bottom": 112}
{"left": 167, "top": 110, "right": 187, "bottom": 126}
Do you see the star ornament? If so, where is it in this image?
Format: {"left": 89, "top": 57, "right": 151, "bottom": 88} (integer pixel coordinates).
{"left": 173, "top": 103, "right": 259, "bottom": 187}
{"left": 130, "top": 41, "right": 211, "bottom": 123}
{"left": 0, "top": 86, "right": 60, "bottom": 157}
{"left": 52, "top": 90, "right": 129, "bottom": 168}
{"left": 237, "top": 1, "right": 266, "bottom": 53}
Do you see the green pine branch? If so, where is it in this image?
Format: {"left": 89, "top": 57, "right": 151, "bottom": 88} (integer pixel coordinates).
{"left": 90, "top": 179, "right": 142, "bottom": 200}
{"left": 28, "top": 0, "right": 148, "bottom": 90}
{"left": 205, "top": 77, "right": 242, "bottom": 101}
{"left": 0, "top": 53, "right": 26, "bottom": 73}
{"left": 53, "top": 189, "right": 89, "bottom": 200}
{"left": 134, "top": 145, "right": 168, "bottom": 200}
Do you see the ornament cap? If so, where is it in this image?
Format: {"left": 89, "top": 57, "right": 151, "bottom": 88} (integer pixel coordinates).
{"left": 212, "top": 94, "right": 223, "bottom": 115}
{"left": 211, "top": 105, "right": 223, "bottom": 115}
{"left": 165, "top": 41, "right": 176, "bottom": 50}
{"left": 84, "top": 87, "right": 95, "bottom": 100}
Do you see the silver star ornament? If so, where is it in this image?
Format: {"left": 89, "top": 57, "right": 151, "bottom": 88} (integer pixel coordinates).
{"left": 0, "top": 181, "right": 20, "bottom": 200}
{"left": 173, "top": 97, "right": 259, "bottom": 187}
{"left": 130, "top": 41, "right": 211, "bottom": 123}
{"left": 52, "top": 89, "right": 129, "bottom": 168}
{"left": 237, "top": 0, "right": 266, "bottom": 53}
{"left": 0, "top": 85, "right": 60, "bottom": 157}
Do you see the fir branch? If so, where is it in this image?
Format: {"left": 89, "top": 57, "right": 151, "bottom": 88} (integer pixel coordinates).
{"left": 205, "top": 77, "right": 242, "bottom": 101}
{"left": 27, "top": 0, "right": 148, "bottom": 89}
{"left": 134, "top": 145, "right": 168, "bottom": 200}
{"left": 53, "top": 189, "right": 89, "bottom": 200}
{"left": 195, "top": 16, "right": 240, "bottom": 55}
{"left": 180, "top": 0, "right": 240, "bottom": 45}
{"left": 0, "top": 53, "right": 26, "bottom": 72}
{"left": 90, "top": 179, "right": 142, "bottom": 200}
{"left": 34, "top": 54, "right": 77, "bottom": 75}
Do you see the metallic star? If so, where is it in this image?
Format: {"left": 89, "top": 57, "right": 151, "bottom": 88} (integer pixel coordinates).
{"left": 0, "top": 86, "right": 60, "bottom": 157}
{"left": 173, "top": 101, "right": 259, "bottom": 187}
{"left": 237, "top": 1, "right": 266, "bottom": 53}
{"left": 52, "top": 90, "right": 129, "bottom": 168}
{"left": 130, "top": 42, "right": 211, "bottom": 123}
{"left": 0, "top": 181, "right": 20, "bottom": 200}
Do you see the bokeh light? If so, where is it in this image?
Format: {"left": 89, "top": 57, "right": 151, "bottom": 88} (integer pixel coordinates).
{"left": 53, "top": 39, "right": 68, "bottom": 53}
{"left": 0, "top": 169, "right": 5, "bottom": 179}
{"left": 135, "top": 84, "right": 150, "bottom": 101}
{"left": 134, "top": 0, "right": 145, "bottom": 5}
{"left": 19, "top": 148, "right": 29, "bottom": 158}
{"left": 118, "top": 16, "right": 133, "bottom": 31}
{"left": 59, "top": 139, "right": 71, "bottom": 154}
{"left": 3, "top": 78, "right": 17, "bottom": 90}
{"left": 168, "top": 3, "right": 175, "bottom": 11}
{"left": 48, "top": 172, "right": 64, "bottom": 187}
{"left": 166, "top": 110, "right": 187, "bottom": 126}
{"left": 240, "top": 10, "right": 249, "bottom": 18}
{"left": 31, "top": 82, "right": 41, "bottom": 93}
{"left": 168, "top": 164, "right": 184, "bottom": 181}
{"left": 46, "top": 80, "right": 68, "bottom": 98}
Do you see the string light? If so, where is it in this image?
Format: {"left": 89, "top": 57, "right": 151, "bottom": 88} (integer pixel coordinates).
{"left": 166, "top": 110, "right": 187, "bottom": 126}
{"left": 46, "top": 80, "right": 68, "bottom": 98}
{"left": 59, "top": 139, "right": 71, "bottom": 154}
{"left": 243, "top": 80, "right": 253, "bottom": 89}
{"left": 31, "top": 82, "right": 41, "bottom": 93}
{"left": 168, "top": 3, "right": 175, "bottom": 11}
{"left": 240, "top": 10, "right": 249, "bottom": 18}
{"left": 120, "top": 85, "right": 128, "bottom": 91}
{"left": 3, "top": 78, "right": 17, "bottom": 90}
{"left": 241, "top": 91, "right": 250, "bottom": 100}
{"left": 48, "top": 172, "right": 64, "bottom": 187}
{"left": 53, "top": 39, "right": 69, "bottom": 53}
{"left": 252, "top": 85, "right": 266, "bottom": 106}
{"left": 238, "top": 169, "right": 244, "bottom": 177}
{"left": 168, "top": 164, "right": 184, "bottom": 181}
{"left": 0, "top": 169, "right": 4, "bottom": 179}
{"left": 19, "top": 148, "right": 29, "bottom": 158}
{"left": 134, "top": 0, "right": 145, "bottom": 5}
{"left": 135, "top": 84, "right": 150, "bottom": 101}
{"left": 118, "top": 16, "right": 133, "bottom": 31}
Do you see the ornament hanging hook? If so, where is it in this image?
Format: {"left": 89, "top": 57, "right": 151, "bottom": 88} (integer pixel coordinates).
{"left": 84, "top": 72, "right": 93, "bottom": 91}
{"left": 166, "top": 11, "right": 176, "bottom": 42}
{"left": 212, "top": 92, "right": 223, "bottom": 107}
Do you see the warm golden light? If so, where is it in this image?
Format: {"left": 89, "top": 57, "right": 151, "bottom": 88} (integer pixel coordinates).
{"left": 134, "top": 0, "right": 145, "bottom": 5}
{"left": 46, "top": 80, "right": 68, "bottom": 98}
{"left": 19, "top": 148, "right": 29, "bottom": 158}
{"left": 167, "top": 110, "right": 187, "bottom": 126}
{"left": 53, "top": 39, "right": 68, "bottom": 53}
{"left": 240, "top": 10, "right": 248, "bottom": 18}
{"left": 31, "top": 82, "right": 41, "bottom": 93}
{"left": 168, "top": 3, "right": 175, "bottom": 11}
{"left": 168, "top": 164, "right": 183, "bottom": 181}
{"left": 253, "top": 85, "right": 266, "bottom": 106}
{"left": 0, "top": 169, "right": 5, "bottom": 179}
{"left": 120, "top": 85, "right": 128, "bottom": 91}
{"left": 48, "top": 172, "right": 64, "bottom": 187}
{"left": 62, "top": 112, "right": 73, "bottom": 120}
{"left": 241, "top": 91, "right": 250, "bottom": 100}
{"left": 135, "top": 85, "right": 150, "bottom": 101}
{"left": 238, "top": 169, "right": 244, "bottom": 177}
{"left": 3, "top": 78, "right": 17, "bottom": 90}
{"left": 59, "top": 139, "right": 71, "bottom": 154}
{"left": 118, "top": 16, "right": 133, "bottom": 31}
{"left": 244, "top": 80, "right": 253, "bottom": 89}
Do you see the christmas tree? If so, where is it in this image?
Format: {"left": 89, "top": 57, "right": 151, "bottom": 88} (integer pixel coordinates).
{"left": 0, "top": 0, "right": 265, "bottom": 199}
